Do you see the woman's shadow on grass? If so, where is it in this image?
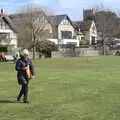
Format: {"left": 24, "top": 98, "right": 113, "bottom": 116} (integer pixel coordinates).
{"left": 0, "top": 100, "right": 17, "bottom": 103}
{"left": 0, "top": 96, "right": 20, "bottom": 103}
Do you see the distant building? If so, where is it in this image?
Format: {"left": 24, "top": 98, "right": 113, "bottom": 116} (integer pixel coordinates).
{"left": 0, "top": 9, "right": 17, "bottom": 52}
{"left": 83, "top": 9, "right": 96, "bottom": 21}
{"left": 74, "top": 20, "right": 97, "bottom": 45}
{"left": 48, "top": 15, "right": 75, "bottom": 39}
{"left": 48, "top": 14, "right": 79, "bottom": 47}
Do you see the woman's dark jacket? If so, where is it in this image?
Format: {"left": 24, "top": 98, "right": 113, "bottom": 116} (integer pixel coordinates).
{"left": 15, "top": 58, "right": 35, "bottom": 85}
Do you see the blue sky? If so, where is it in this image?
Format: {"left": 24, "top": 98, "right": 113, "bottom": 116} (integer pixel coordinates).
{"left": 1, "top": 0, "right": 120, "bottom": 20}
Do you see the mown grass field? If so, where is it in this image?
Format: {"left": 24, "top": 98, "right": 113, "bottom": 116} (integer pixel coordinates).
{"left": 0, "top": 56, "right": 120, "bottom": 120}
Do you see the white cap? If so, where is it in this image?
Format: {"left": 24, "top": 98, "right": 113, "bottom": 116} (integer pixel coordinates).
{"left": 22, "top": 49, "right": 29, "bottom": 56}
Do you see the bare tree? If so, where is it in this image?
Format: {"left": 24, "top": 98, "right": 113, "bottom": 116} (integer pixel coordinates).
{"left": 10, "top": 4, "right": 52, "bottom": 59}
{"left": 94, "top": 9, "right": 119, "bottom": 55}
{"left": 84, "top": 5, "right": 120, "bottom": 55}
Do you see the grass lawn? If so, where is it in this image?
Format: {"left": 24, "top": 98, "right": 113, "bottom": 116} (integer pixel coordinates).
{"left": 0, "top": 56, "right": 120, "bottom": 120}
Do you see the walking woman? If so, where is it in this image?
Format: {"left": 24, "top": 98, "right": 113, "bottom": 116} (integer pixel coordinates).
{"left": 15, "top": 49, "right": 35, "bottom": 103}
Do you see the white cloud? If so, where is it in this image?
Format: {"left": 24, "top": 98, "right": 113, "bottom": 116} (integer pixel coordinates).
{"left": 31, "top": 0, "right": 51, "bottom": 5}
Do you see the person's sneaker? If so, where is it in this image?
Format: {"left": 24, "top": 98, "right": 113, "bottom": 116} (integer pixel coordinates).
{"left": 17, "top": 97, "right": 20, "bottom": 102}
{"left": 23, "top": 100, "right": 29, "bottom": 103}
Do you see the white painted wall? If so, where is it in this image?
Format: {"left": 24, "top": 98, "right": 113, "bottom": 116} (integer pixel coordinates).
{"left": 58, "top": 18, "right": 75, "bottom": 39}
{"left": 0, "top": 17, "right": 17, "bottom": 49}
{"left": 0, "top": 29, "right": 17, "bottom": 48}
{"left": 76, "top": 21, "right": 98, "bottom": 45}
{"left": 48, "top": 39, "right": 79, "bottom": 47}
{"left": 89, "top": 21, "right": 97, "bottom": 44}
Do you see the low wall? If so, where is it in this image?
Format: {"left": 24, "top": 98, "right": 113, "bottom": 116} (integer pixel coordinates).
{"left": 29, "top": 52, "right": 40, "bottom": 59}
{"left": 52, "top": 48, "right": 102, "bottom": 58}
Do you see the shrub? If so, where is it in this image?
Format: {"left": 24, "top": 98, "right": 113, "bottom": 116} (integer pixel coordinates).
{"left": 80, "top": 39, "right": 89, "bottom": 45}
{"left": 36, "top": 40, "right": 58, "bottom": 57}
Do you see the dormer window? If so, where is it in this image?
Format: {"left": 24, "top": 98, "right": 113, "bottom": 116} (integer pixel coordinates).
{"left": 61, "top": 18, "right": 71, "bottom": 25}
{"left": 0, "top": 33, "right": 10, "bottom": 40}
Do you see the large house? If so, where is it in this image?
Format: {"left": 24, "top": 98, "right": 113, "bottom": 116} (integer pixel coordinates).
{"left": 48, "top": 15, "right": 75, "bottom": 39}
{"left": 48, "top": 14, "right": 79, "bottom": 47}
{"left": 0, "top": 9, "right": 17, "bottom": 52}
{"left": 74, "top": 20, "right": 97, "bottom": 45}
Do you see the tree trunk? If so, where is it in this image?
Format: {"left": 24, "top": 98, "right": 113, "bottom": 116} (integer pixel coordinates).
{"left": 32, "top": 45, "right": 36, "bottom": 59}
{"left": 32, "top": 33, "right": 36, "bottom": 59}
{"left": 102, "top": 38, "right": 106, "bottom": 56}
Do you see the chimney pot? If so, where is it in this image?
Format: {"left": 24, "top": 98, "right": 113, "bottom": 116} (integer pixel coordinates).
{"left": 1, "top": 8, "right": 3, "bottom": 14}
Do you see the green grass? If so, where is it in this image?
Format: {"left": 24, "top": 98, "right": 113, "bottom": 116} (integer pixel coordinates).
{"left": 0, "top": 56, "right": 120, "bottom": 120}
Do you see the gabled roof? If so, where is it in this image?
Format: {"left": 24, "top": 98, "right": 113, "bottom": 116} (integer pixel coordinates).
{"left": 73, "top": 20, "right": 93, "bottom": 32}
{"left": 48, "top": 14, "right": 73, "bottom": 26}
{"left": 9, "top": 13, "right": 30, "bottom": 29}
{"left": 10, "top": 13, "right": 74, "bottom": 27}
{"left": 0, "top": 14, "right": 17, "bottom": 33}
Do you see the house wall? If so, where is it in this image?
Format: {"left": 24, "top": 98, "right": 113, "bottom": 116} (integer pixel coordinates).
{"left": 76, "top": 34, "right": 84, "bottom": 41}
{"left": 58, "top": 24, "right": 75, "bottom": 39}
{"left": 0, "top": 29, "right": 17, "bottom": 48}
{"left": 84, "top": 31, "right": 90, "bottom": 41}
{"left": 76, "top": 21, "right": 98, "bottom": 45}
{"left": 0, "top": 17, "right": 18, "bottom": 52}
{"left": 89, "top": 21, "right": 97, "bottom": 44}
{"left": 58, "top": 18, "right": 75, "bottom": 39}
{"left": 80, "top": 21, "right": 97, "bottom": 45}
{"left": 48, "top": 38, "right": 79, "bottom": 47}
{"left": 9, "top": 31, "right": 17, "bottom": 48}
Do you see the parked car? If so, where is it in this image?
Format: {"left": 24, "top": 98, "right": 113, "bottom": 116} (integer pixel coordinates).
{"left": 5, "top": 54, "right": 14, "bottom": 61}
{"left": 0, "top": 52, "right": 6, "bottom": 62}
